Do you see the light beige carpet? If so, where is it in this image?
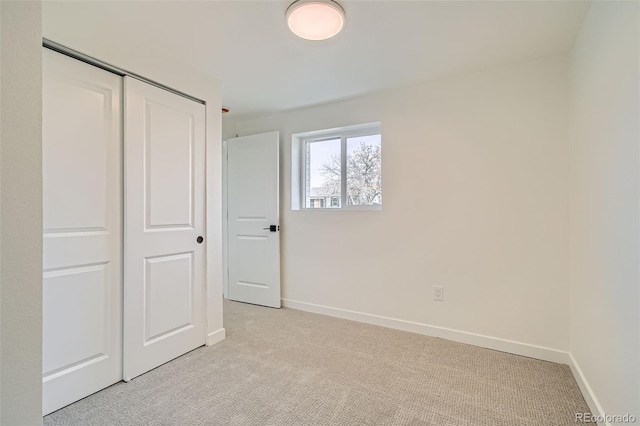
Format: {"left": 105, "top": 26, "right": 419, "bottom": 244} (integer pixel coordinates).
{"left": 44, "top": 300, "right": 590, "bottom": 425}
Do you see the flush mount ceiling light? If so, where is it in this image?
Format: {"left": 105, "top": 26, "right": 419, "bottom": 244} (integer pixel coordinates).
{"left": 286, "top": 0, "right": 345, "bottom": 41}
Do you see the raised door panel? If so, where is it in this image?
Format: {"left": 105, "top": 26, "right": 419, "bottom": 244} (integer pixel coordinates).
{"left": 231, "top": 143, "right": 270, "bottom": 221}
{"left": 43, "top": 264, "right": 111, "bottom": 375}
{"left": 43, "top": 77, "right": 112, "bottom": 232}
{"left": 232, "top": 236, "right": 271, "bottom": 290}
{"left": 144, "top": 253, "right": 194, "bottom": 344}
{"left": 145, "top": 100, "right": 195, "bottom": 229}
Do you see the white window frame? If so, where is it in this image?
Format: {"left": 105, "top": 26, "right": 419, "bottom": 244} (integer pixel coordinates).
{"left": 292, "top": 122, "right": 382, "bottom": 211}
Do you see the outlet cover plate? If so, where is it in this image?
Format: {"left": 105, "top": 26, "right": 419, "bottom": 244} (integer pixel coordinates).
{"left": 433, "top": 286, "right": 444, "bottom": 302}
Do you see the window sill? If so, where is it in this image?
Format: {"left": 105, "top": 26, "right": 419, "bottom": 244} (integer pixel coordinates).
{"left": 295, "top": 205, "right": 382, "bottom": 212}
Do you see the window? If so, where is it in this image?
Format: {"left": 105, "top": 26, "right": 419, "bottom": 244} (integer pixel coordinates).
{"left": 294, "top": 123, "right": 381, "bottom": 210}
{"left": 308, "top": 197, "right": 326, "bottom": 209}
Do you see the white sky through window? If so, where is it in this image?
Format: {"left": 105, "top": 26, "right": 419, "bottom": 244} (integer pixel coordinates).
{"left": 309, "top": 138, "right": 339, "bottom": 192}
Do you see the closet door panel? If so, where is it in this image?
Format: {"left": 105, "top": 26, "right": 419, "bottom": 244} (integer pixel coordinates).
{"left": 124, "top": 77, "right": 206, "bottom": 381}
{"left": 145, "top": 100, "right": 195, "bottom": 228}
{"left": 42, "top": 49, "right": 123, "bottom": 415}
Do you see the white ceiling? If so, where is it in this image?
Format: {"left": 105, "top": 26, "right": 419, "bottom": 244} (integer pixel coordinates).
{"left": 43, "top": 0, "right": 590, "bottom": 118}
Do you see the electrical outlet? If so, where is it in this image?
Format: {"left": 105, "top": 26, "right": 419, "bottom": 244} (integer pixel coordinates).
{"left": 433, "top": 286, "right": 444, "bottom": 302}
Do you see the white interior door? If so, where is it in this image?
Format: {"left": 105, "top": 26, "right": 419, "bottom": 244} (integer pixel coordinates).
{"left": 227, "top": 132, "right": 281, "bottom": 308}
{"left": 42, "top": 49, "right": 123, "bottom": 415}
{"left": 123, "top": 77, "right": 206, "bottom": 380}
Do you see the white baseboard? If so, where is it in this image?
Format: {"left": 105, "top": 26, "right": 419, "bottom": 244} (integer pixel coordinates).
{"left": 206, "top": 328, "right": 226, "bottom": 346}
{"left": 568, "top": 353, "right": 608, "bottom": 426}
{"left": 281, "top": 298, "right": 569, "bottom": 364}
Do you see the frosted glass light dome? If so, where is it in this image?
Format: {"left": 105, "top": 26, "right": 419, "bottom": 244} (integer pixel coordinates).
{"left": 286, "top": 0, "right": 345, "bottom": 41}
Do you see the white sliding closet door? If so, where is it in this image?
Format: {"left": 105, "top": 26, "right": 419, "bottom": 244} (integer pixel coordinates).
{"left": 123, "top": 77, "right": 206, "bottom": 381}
{"left": 42, "top": 49, "right": 123, "bottom": 415}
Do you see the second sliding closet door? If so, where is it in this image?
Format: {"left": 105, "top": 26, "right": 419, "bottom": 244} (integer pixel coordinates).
{"left": 123, "top": 77, "right": 206, "bottom": 380}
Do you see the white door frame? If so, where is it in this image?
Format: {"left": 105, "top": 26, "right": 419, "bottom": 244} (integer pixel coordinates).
{"left": 222, "top": 139, "right": 229, "bottom": 299}
{"left": 43, "top": 39, "right": 225, "bottom": 353}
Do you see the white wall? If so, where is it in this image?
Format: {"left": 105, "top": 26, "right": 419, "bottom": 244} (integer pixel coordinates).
{"left": 0, "top": 1, "right": 43, "bottom": 424}
{"left": 42, "top": 6, "right": 226, "bottom": 345}
{"left": 569, "top": 1, "right": 639, "bottom": 420}
{"left": 225, "top": 56, "right": 571, "bottom": 358}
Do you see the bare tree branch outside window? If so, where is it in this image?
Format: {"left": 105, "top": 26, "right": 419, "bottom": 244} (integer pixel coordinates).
{"left": 319, "top": 141, "right": 382, "bottom": 205}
